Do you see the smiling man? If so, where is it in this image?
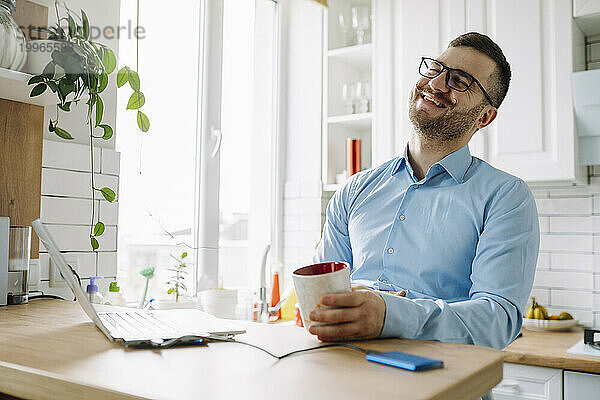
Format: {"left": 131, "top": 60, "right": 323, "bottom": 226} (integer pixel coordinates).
{"left": 310, "top": 32, "right": 539, "bottom": 350}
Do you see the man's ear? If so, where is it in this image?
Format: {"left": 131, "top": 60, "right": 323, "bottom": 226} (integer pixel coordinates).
{"left": 477, "top": 106, "right": 498, "bottom": 129}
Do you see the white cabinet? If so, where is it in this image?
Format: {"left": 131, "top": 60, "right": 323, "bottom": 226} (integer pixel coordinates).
{"left": 564, "top": 370, "right": 600, "bottom": 399}
{"left": 371, "top": 0, "right": 587, "bottom": 183}
{"left": 492, "top": 363, "right": 562, "bottom": 400}
{"left": 484, "top": 0, "right": 585, "bottom": 182}
{"left": 321, "top": 0, "right": 373, "bottom": 191}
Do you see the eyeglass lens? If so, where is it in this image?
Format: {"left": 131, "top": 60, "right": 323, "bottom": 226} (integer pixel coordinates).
{"left": 419, "top": 58, "right": 473, "bottom": 92}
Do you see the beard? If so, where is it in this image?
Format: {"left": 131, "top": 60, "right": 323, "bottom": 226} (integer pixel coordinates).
{"left": 408, "top": 85, "right": 485, "bottom": 144}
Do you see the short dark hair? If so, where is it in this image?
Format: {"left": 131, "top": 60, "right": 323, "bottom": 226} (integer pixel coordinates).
{"left": 448, "top": 32, "right": 511, "bottom": 108}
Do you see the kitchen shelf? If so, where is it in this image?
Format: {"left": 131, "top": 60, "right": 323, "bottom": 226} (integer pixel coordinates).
{"left": 0, "top": 67, "right": 57, "bottom": 106}
{"left": 323, "top": 183, "right": 341, "bottom": 192}
{"left": 328, "top": 43, "right": 372, "bottom": 70}
{"left": 327, "top": 112, "right": 372, "bottom": 128}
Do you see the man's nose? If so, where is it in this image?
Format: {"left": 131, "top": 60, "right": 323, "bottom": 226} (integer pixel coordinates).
{"left": 428, "top": 71, "right": 450, "bottom": 94}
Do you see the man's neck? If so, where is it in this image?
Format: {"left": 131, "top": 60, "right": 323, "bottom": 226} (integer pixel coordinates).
{"left": 407, "top": 133, "right": 467, "bottom": 181}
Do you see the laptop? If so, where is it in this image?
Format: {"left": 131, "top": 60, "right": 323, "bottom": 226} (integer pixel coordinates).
{"left": 32, "top": 219, "right": 245, "bottom": 348}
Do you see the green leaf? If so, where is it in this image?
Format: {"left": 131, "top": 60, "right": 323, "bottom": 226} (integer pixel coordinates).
{"left": 181, "top": 252, "right": 188, "bottom": 259}
{"left": 90, "top": 237, "right": 99, "bottom": 251}
{"left": 95, "top": 96, "right": 104, "bottom": 127}
{"left": 98, "top": 124, "right": 113, "bottom": 140}
{"left": 102, "top": 48, "right": 117, "bottom": 75}
{"left": 58, "top": 79, "right": 74, "bottom": 100}
{"left": 28, "top": 75, "right": 45, "bottom": 85}
{"left": 98, "top": 71, "right": 109, "bottom": 93}
{"left": 42, "top": 62, "right": 55, "bottom": 79}
{"left": 30, "top": 83, "right": 47, "bottom": 97}
{"left": 100, "top": 187, "right": 116, "bottom": 202}
{"left": 67, "top": 14, "right": 76, "bottom": 37}
{"left": 48, "top": 120, "right": 55, "bottom": 132}
{"left": 46, "top": 81, "right": 59, "bottom": 93}
{"left": 93, "top": 222, "right": 105, "bottom": 237}
{"left": 127, "top": 69, "right": 140, "bottom": 91}
{"left": 136, "top": 111, "right": 150, "bottom": 132}
{"left": 58, "top": 102, "right": 72, "bottom": 112}
{"left": 127, "top": 91, "right": 145, "bottom": 110}
{"left": 54, "top": 127, "right": 74, "bottom": 140}
{"left": 81, "top": 10, "right": 89, "bottom": 39}
{"left": 167, "top": 288, "right": 175, "bottom": 295}
{"left": 117, "top": 67, "right": 129, "bottom": 88}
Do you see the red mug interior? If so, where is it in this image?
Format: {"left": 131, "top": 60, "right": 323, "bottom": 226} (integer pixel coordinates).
{"left": 293, "top": 262, "right": 348, "bottom": 276}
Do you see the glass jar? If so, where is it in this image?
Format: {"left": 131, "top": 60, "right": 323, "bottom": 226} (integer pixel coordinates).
{"left": 0, "top": 0, "right": 27, "bottom": 71}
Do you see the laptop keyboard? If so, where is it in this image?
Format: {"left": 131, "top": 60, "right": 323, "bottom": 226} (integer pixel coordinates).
{"left": 99, "top": 311, "right": 182, "bottom": 338}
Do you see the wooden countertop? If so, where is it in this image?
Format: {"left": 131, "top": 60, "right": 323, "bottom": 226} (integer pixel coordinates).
{"left": 0, "top": 299, "right": 504, "bottom": 400}
{"left": 503, "top": 327, "right": 600, "bottom": 373}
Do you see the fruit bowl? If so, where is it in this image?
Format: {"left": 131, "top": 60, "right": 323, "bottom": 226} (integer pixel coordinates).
{"left": 522, "top": 318, "right": 578, "bottom": 332}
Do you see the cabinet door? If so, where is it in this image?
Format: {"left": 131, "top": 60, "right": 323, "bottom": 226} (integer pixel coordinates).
{"left": 492, "top": 363, "right": 562, "bottom": 400}
{"left": 564, "top": 371, "right": 600, "bottom": 400}
{"left": 486, "top": 0, "right": 581, "bottom": 182}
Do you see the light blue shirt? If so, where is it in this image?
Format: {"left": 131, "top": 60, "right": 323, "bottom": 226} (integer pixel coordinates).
{"left": 315, "top": 144, "right": 539, "bottom": 349}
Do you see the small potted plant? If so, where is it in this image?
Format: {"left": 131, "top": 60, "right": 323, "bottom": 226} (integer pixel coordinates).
{"left": 167, "top": 252, "right": 189, "bottom": 303}
{"left": 152, "top": 252, "right": 196, "bottom": 310}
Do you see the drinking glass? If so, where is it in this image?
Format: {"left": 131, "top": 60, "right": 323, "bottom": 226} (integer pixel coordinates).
{"left": 356, "top": 80, "right": 371, "bottom": 114}
{"left": 337, "top": 9, "right": 353, "bottom": 47}
{"left": 351, "top": 6, "right": 370, "bottom": 45}
{"left": 342, "top": 82, "right": 355, "bottom": 114}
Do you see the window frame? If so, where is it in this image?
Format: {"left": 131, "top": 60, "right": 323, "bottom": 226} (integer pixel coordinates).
{"left": 193, "top": 0, "right": 283, "bottom": 292}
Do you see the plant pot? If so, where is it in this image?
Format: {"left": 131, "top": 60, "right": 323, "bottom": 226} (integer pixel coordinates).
{"left": 23, "top": 39, "right": 64, "bottom": 75}
{"left": 150, "top": 298, "right": 197, "bottom": 310}
{"left": 198, "top": 289, "right": 238, "bottom": 319}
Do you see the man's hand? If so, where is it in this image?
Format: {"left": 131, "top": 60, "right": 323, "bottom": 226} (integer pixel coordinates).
{"left": 308, "top": 286, "right": 388, "bottom": 342}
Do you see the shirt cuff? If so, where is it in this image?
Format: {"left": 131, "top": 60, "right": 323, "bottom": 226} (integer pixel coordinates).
{"left": 379, "top": 292, "right": 418, "bottom": 338}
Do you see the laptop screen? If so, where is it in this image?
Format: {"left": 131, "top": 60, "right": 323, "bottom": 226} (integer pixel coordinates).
{"left": 32, "top": 219, "right": 111, "bottom": 338}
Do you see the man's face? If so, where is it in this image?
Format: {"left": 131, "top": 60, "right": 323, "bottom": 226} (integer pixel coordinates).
{"left": 408, "top": 46, "right": 496, "bottom": 144}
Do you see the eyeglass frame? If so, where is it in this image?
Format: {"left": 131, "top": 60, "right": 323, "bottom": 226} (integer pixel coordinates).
{"left": 418, "top": 57, "right": 495, "bottom": 108}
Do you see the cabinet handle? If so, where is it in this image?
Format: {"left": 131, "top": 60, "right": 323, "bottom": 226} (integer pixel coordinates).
{"left": 498, "top": 380, "right": 520, "bottom": 391}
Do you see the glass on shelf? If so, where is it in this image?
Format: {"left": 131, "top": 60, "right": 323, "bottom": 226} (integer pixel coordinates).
{"left": 342, "top": 82, "right": 355, "bottom": 114}
{"left": 355, "top": 80, "right": 371, "bottom": 114}
{"left": 351, "top": 6, "right": 370, "bottom": 45}
{"left": 337, "top": 8, "right": 354, "bottom": 47}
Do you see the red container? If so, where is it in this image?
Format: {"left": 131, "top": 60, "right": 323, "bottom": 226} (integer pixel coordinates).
{"left": 346, "top": 138, "right": 361, "bottom": 177}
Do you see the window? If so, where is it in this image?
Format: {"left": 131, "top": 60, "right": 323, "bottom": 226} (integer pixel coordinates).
{"left": 116, "top": 0, "right": 280, "bottom": 303}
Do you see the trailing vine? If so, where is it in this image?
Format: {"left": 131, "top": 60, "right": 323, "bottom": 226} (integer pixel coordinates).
{"left": 29, "top": 1, "right": 150, "bottom": 250}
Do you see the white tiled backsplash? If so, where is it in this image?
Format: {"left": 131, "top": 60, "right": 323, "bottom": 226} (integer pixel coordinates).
{"left": 37, "top": 139, "right": 120, "bottom": 295}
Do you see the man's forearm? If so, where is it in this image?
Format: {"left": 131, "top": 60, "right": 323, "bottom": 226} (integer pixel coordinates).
{"left": 379, "top": 292, "right": 521, "bottom": 349}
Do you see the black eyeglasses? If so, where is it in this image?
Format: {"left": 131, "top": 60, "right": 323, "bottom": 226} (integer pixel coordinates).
{"left": 418, "top": 57, "right": 495, "bottom": 108}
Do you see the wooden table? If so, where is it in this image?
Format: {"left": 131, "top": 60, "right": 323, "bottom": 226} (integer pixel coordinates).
{"left": 504, "top": 327, "right": 600, "bottom": 373}
{"left": 0, "top": 300, "right": 503, "bottom": 400}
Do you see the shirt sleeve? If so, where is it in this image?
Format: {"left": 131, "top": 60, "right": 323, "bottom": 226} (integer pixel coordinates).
{"left": 379, "top": 179, "right": 540, "bottom": 349}
{"left": 314, "top": 181, "right": 354, "bottom": 268}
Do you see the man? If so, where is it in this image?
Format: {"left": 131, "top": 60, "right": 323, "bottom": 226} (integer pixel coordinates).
{"left": 310, "top": 32, "right": 539, "bottom": 350}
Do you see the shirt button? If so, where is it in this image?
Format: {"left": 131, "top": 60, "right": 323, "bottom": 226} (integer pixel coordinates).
{"left": 387, "top": 248, "right": 394, "bottom": 254}
{"left": 381, "top": 279, "right": 389, "bottom": 284}
{"left": 399, "top": 215, "right": 405, "bottom": 221}
{"left": 413, "top": 184, "right": 419, "bottom": 189}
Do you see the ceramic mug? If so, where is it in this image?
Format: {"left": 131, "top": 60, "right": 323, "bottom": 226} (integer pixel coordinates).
{"left": 292, "top": 261, "right": 351, "bottom": 331}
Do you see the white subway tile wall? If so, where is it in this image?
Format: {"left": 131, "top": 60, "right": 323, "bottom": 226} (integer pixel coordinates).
{"left": 529, "top": 181, "right": 600, "bottom": 326}
{"left": 39, "top": 139, "right": 120, "bottom": 295}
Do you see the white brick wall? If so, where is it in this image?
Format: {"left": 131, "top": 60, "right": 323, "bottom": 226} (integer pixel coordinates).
{"left": 37, "top": 139, "right": 120, "bottom": 295}
{"left": 529, "top": 181, "right": 600, "bottom": 327}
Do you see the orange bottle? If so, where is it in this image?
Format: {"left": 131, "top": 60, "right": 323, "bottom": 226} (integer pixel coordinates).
{"left": 271, "top": 272, "right": 281, "bottom": 320}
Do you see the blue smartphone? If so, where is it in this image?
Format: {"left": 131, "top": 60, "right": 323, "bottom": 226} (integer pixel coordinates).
{"left": 366, "top": 351, "right": 444, "bottom": 371}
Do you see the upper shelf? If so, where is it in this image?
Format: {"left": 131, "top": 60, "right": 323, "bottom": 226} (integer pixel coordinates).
{"left": 328, "top": 43, "right": 372, "bottom": 70}
{"left": 0, "top": 67, "right": 57, "bottom": 106}
{"left": 328, "top": 112, "right": 372, "bottom": 129}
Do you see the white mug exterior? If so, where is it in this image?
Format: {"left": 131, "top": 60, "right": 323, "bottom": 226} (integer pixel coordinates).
{"left": 293, "top": 262, "right": 350, "bottom": 331}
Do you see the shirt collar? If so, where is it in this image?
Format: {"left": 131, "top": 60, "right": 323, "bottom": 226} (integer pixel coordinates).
{"left": 392, "top": 144, "right": 472, "bottom": 184}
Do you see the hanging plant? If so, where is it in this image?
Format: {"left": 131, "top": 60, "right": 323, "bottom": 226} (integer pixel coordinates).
{"left": 28, "top": 1, "right": 150, "bottom": 250}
